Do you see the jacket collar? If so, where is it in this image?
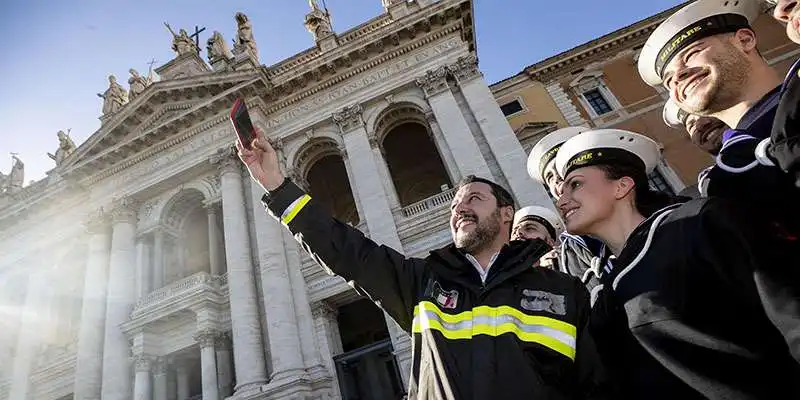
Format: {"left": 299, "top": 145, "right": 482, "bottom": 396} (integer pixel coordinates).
{"left": 724, "top": 85, "right": 780, "bottom": 142}
{"left": 429, "top": 239, "right": 552, "bottom": 292}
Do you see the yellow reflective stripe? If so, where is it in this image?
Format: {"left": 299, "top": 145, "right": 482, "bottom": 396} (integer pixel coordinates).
{"left": 281, "top": 194, "right": 311, "bottom": 224}
{"left": 412, "top": 301, "right": 577, "bottom": 360}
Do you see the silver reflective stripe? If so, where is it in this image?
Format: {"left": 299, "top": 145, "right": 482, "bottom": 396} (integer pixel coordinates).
{"left": 413, "top": 309, "right": 576, "bottom": 349}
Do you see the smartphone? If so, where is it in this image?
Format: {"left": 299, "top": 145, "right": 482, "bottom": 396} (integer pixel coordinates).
{"left": 230, "top": 98, "right": 256, "bottom": 149}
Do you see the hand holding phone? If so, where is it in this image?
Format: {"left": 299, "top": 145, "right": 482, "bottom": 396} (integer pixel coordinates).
{"left": 230, "top": 98, "right": 256, "bottom": 149}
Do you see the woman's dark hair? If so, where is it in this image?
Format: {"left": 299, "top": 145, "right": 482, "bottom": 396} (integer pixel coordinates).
{"left": 595, "top": 163, "right": 676, "bottom": 217}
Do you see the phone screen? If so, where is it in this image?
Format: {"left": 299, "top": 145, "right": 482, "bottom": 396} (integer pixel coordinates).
{"left": 230, "top": 98, "right": 255, "bottom": 149}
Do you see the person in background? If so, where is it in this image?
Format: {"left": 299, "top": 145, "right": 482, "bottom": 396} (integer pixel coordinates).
{"left": 237, "top": 129, "right": 612, "bottom": 399}
{"left": 512, "top": 205, "right": 564, "bottom": 270}
{"left": 554, "top": 127, "right": 800, "bottom": 399}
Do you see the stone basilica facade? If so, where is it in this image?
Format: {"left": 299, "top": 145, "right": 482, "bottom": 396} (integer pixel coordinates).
{"left": 0, "top": 0, "right": 551, "bottom": 399}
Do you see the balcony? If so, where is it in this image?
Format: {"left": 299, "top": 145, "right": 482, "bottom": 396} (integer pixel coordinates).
{"left": 400, "top": 187, "right": 456, "bottom": 218}
{"left": 130, "top": 272, "right": 228, "bottom": 320}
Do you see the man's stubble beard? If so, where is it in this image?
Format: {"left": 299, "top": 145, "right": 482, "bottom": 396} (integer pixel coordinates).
{"left": 454, "top": 208, "right": 502, "bottom": 255}
{"left": 684, "top": 44, "right": 750, "bottom": 116}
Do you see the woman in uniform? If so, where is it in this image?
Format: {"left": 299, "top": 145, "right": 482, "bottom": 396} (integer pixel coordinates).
{"left": 554, "top": 128, "right": 800, "bottom": 399}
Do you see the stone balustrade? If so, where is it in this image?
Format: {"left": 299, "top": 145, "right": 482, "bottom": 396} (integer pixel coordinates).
{"left": 131, "top": 271, "right": 228, "bottom": 317}
{"left": 400, "top": 188, "right": 456, "bottom": 217}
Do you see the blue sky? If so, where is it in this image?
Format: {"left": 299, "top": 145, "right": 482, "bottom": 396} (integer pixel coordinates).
{"left": 0, "top": 0, "right": 684, "bottom": 182}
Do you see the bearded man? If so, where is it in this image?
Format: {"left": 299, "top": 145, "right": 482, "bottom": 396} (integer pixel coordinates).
{"left": 237, "top": 128, "right": 611, "bottom": 400}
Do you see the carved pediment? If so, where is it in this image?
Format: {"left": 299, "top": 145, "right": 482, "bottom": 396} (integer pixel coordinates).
{"left": 62, "top": 70, "right": 269, "bottom": 179}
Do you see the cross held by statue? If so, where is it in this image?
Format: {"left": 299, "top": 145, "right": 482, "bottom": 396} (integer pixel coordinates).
{"left": 190, "top": 25, "right": 206, "bottom": 52}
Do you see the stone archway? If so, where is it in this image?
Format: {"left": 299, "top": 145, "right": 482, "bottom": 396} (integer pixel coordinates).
{"left": 294, "top": 138, "right": 360, "bottom": 225}
{"left": 160, "top": 188, "right": 210, "bottom": 284}
{"left": 374, "top": 104, "right": 452, "bottom": 207}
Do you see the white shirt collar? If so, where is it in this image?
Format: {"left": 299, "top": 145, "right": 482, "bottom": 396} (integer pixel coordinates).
{"left": 464, "top": 252, "right": 500, "bottom": 283}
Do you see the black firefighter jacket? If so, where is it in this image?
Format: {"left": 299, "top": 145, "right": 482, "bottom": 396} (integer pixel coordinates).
{"left": 262, "top": 179, "right": 611, "bottom": 400}
{"left": 589, "top": 198, "right": 800, "bottom": 399}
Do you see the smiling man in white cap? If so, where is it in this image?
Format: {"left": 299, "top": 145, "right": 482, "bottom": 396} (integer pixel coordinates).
{"left": 554, "top": 127, "right": 800, "bottom": 399}
{"left": 512, "top": 205, "right": 564, "bottom": 269}
{"left": 641, "top": 0, "right": 800, "bottom": 226}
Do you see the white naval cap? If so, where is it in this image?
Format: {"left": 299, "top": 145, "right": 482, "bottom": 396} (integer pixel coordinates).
{"left": 513, "top": 205, "right": 564, "bottom": 240}
{"left": 527, "top": 126, "right": 591, "bottom": 183}
{"left": 554, "top": 129, "right": 661, "bottom": 179}
{"left": 638, "top": 0, "right": 762, "bottom": 87}
{"left": 663, "top": 98, "right": 690, "bottom": 129}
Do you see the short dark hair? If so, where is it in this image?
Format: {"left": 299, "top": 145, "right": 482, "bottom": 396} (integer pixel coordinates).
{"left": 457, "top": 175, "right": 515, "bottom": 209}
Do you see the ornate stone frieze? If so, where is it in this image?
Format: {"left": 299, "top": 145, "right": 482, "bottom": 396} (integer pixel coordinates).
{"left": 415, "top": 66, "right": 449, "bottom": 97}
{"left": 332, "top": 104, "right": 364, "bottom": 133}
{"left": 448, "top": 54, "right": 481, "bottom": 84}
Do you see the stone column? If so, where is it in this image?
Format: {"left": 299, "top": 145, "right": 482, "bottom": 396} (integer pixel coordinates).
{"left": 136, "top": 237, "right": 152, "bottom": 298}
{"left": 152, "top": 229, "right": 164, "bottom": 289}
{"left": 333, "top": 104, "right": 413, "bottom": 384}
{"left": 73, "top": 209, "right": 111, "bottom": 400}
{"left": 8, "top": 272, "right": 48, "bottom": 400}
{"left": 416, "top": 66, "right": 492, "bottom": 180}
{"left": 133, "top": 355, "right": 152, "bottom": 400}
{"left": 210, "top": 147, "right": 268, "bottom": 392}
{"left": 449, "top": 55, "right": 551, "bottom": 206}
{"left": 282, "top": 228, "right": 328, "bottom": 377}
{"left": 312, "top": 302, "right": 343, "bottom": 398}
{"left": 152, "top": 357, "right": 168, "bottom": 400}
{"left": 425, "top": 111, "right": 461, "bottom": 185}
{"left": 101, "top": 197, "right": 139, "bottom": 400}
{"left": 206, "top": 203, "right": 223, "bottom": 276}
{"left": 176, "top": 362, "right": 190, "bottom": 400}
{"left": 195, "top": 330, "right": 220, "bottom": 400}
{"left": 367, "top": 134, "right": 402, "bottom": 210}
{"left": 215, "top": 333, "right": 235, "bottom": 399}
{"left": 248, "top": 177, "right": 306, "bottom": 382}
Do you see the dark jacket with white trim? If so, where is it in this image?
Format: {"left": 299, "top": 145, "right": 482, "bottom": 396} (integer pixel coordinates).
{"left": 261, "top": 179, "right": 611, "bottom": 400}
{"left": 590, "top": 198, "right": 800, "bottom": 399}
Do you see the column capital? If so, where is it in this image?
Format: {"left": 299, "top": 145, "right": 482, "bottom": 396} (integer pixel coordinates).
{"left": 416, "top": 66, "right": 449, "bottom": 97}
{"left": 332, "top": 104, "right": 364, "bottom": 134}
{"left": 209, "top": 145, "right": 241, "bottom": 176}
{"left": 215, "top": 331, "right": 232, "bottom": 351}
{"left": 132, "top": 354, "right": 152, "bottom": 372}
{"left": 447, "top": 54, "right": 481, "bottom": 85}
{"left": 110, "top": 197, "right": 139, "bottom": 224}
{"left": 152, "top": 356, "right": 168, "bottom": 375}
{"left": 367, "top": 133, "right": 380, "bottom": 150}
{"left": 312, "top": 301, "right": 338, "bottom": 320}
{"left": 85, "top": 208, "right": 111, "bottom": 234}
{"left": 194, "top": 329, "right": 218, "bottom": 349}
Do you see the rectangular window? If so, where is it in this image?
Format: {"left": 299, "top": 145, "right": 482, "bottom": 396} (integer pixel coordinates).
{"left": 500, "top": 100, "right": 524, "bottom": 116}
{"left": 648, "top": 170, "right": 673, "bottom": 194}
{"left": 583, "top": 89, "right": 613, "bottom": 115}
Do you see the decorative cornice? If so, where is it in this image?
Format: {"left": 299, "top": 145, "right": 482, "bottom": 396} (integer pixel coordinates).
{"left": 415, "top": 66, "right": 449, "bottom": 97}
{"left": 332, "top": 104, "right": 364, "bottom": 133}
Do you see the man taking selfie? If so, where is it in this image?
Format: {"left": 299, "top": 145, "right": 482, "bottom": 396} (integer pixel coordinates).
{"left": 236, "top": 129, "right": 610, "bottom": 400}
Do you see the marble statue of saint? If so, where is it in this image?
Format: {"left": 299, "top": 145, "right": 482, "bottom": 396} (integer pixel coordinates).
{"left": 305, "top": 0, "right": 333, "bottom": 40}
{"left": 97, "top": 75, "right": 128, "bottom": 115}
{"left": 206, "top": 31, "right": 232, "bottom": 62}
{"left": 6, "top": 155, "right": 24, "bottom": 193}
{"left": 233, "top": 13, "right": 259, "bottom": 60}
{"left": 164, "top": 23, "right": 196, "bottom": 56}
{"left": 47, "top": 130, "right": 77, "bottom": 166}
{"left": 127, "top": 68, "right": 151, "bottom": 100}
